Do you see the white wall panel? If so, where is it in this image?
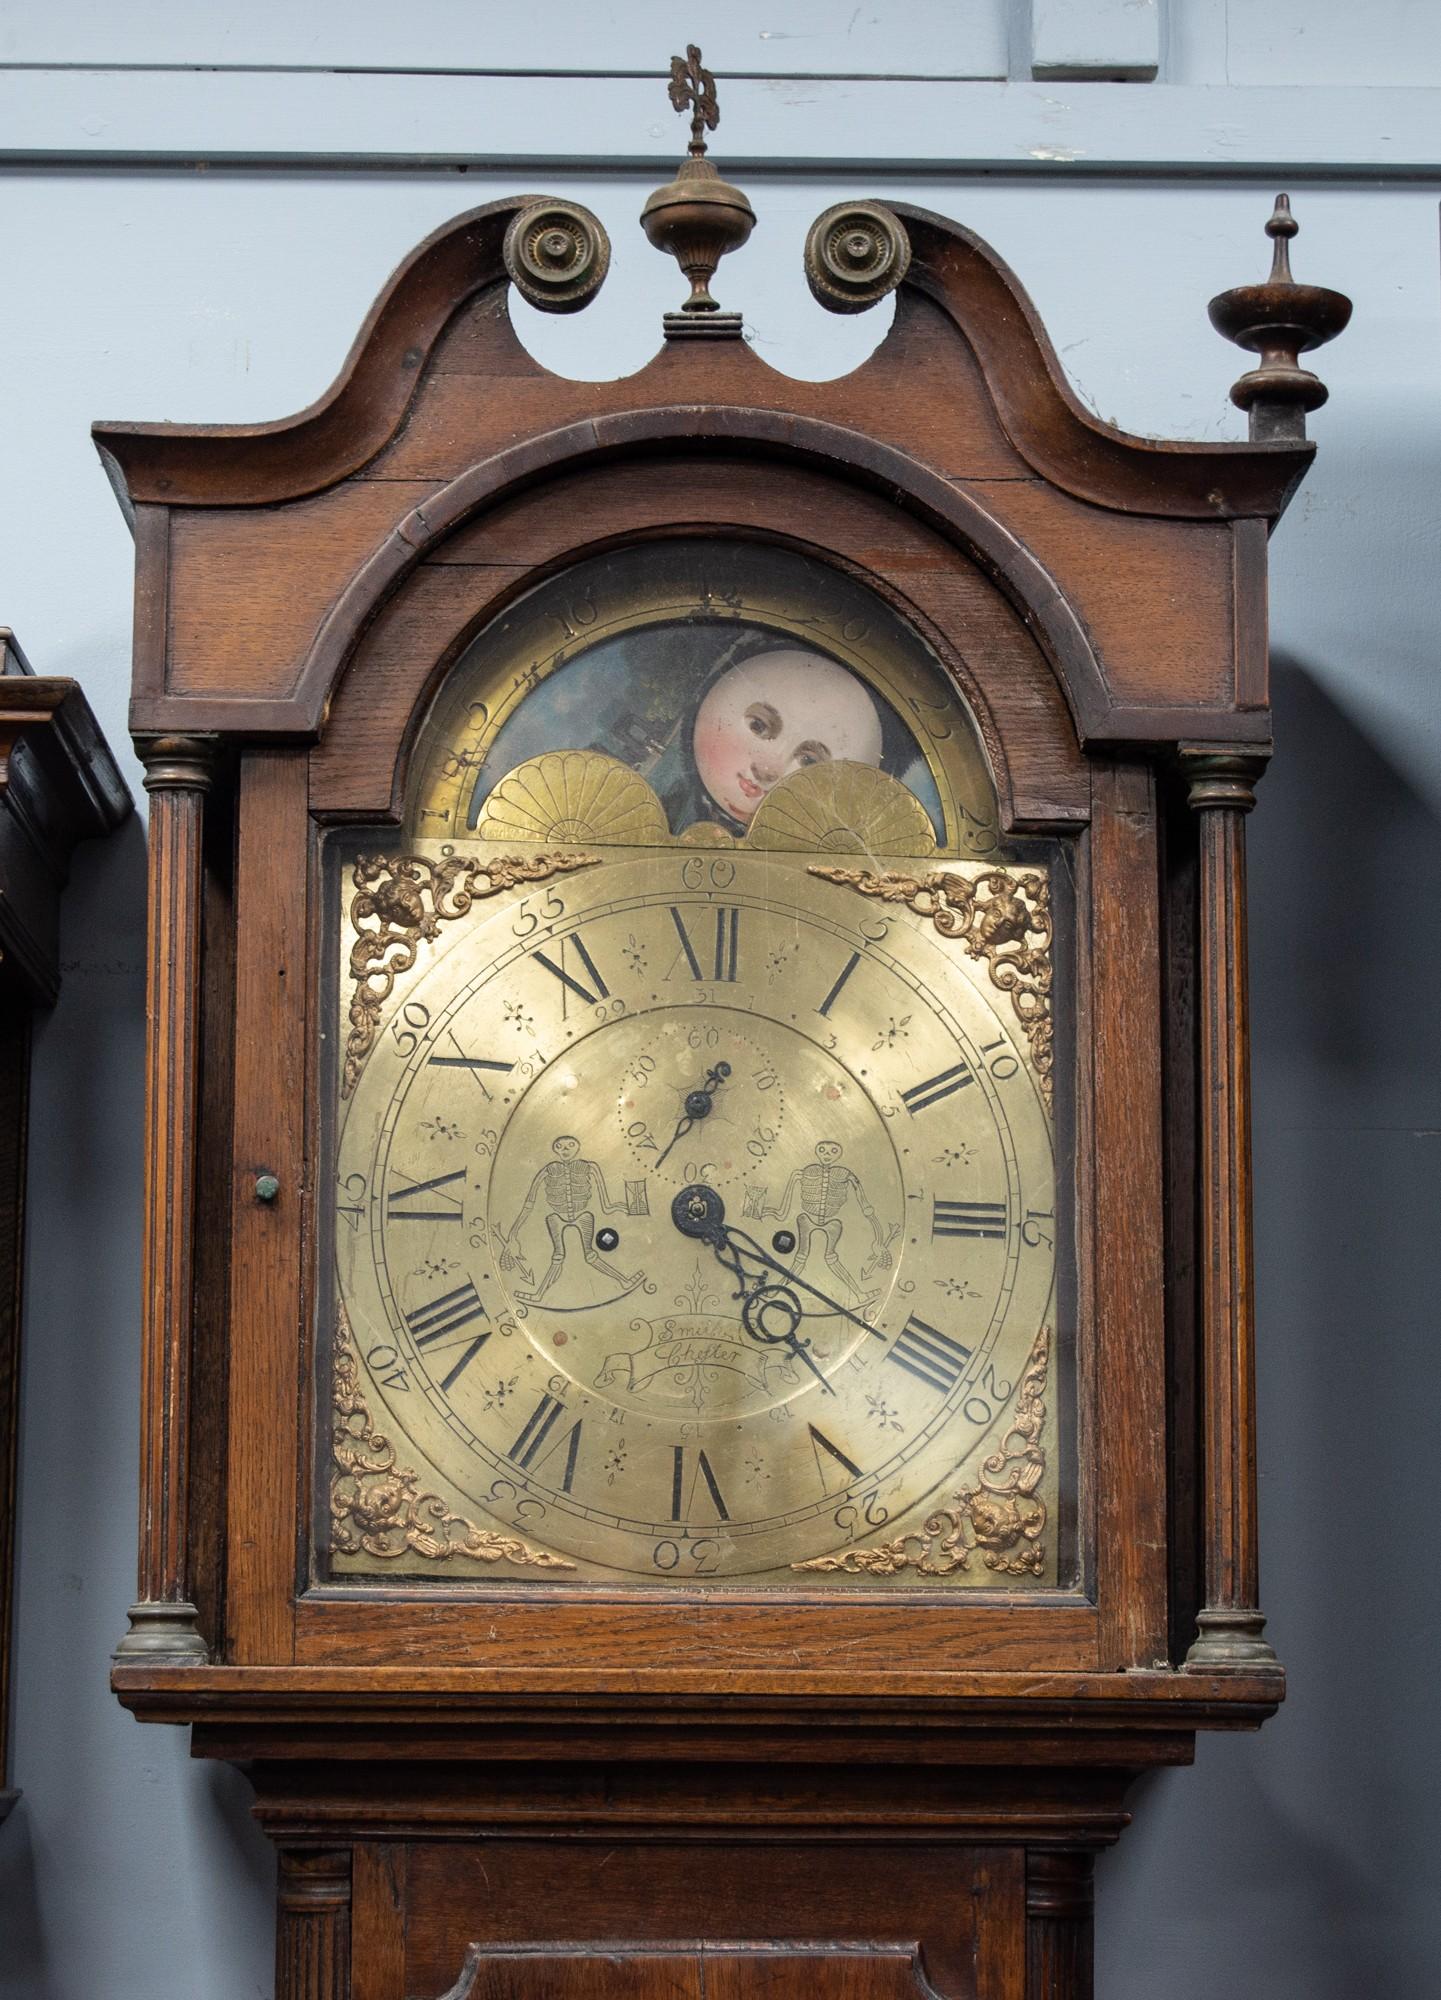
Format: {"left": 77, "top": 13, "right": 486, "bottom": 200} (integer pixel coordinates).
{"left": 0, "top": 1, "right": 1011, "bottom": 77}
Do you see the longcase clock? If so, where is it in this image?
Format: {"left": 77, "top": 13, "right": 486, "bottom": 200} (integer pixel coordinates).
{"left": 103, "top": 55, "right": 1348, "bottom": 2000}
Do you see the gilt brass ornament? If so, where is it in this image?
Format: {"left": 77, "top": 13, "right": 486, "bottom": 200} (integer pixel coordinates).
{"left": 330, "top": 1313, "right": 572, "bottom": 1568}
{"left": 342, "top": 849, "right": 600, "bottom": 1097}
{"left": 809, "top": 864, "right": 1054, "bottom": 1111}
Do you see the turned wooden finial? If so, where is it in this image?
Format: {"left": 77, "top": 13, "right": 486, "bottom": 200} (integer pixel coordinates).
{"left": 1209, "top": 194, "right": 1352, "bottom": 443}
{"left": 640, "top": 43, "right": 756, "bottom": 338}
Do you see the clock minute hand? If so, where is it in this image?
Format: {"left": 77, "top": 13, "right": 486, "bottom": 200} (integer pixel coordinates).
{"left": 718, "top": 1224, "right": 880, "bottom": 1346}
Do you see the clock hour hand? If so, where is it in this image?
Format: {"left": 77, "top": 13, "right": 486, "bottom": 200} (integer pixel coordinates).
{"left": 653, "top": 1061, "right": 731, "bottom": 1169}
{"left": 671, "top": 1184, "right": 857, "bottom": 1394}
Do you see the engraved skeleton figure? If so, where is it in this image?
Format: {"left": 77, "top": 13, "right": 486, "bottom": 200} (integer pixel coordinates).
{"left": 499, "top": 1136, "right": 640, "bottom": 1302}
{"left": 763, "top": 1141, "right": 895, "bottom": 1304}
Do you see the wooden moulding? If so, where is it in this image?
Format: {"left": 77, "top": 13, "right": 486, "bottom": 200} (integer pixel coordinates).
{"left": 114, "top": 733, "right": 215, "bottom": 1663}
{"left": 1179, "top": 746, "right": 1278, "bottom": 1673}
{"left": 100, "top": 201, "right": 1300, "bottom": 753}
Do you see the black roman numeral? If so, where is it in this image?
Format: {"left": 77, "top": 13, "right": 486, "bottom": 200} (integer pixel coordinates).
{"left": 900, "top": 1062, "right": 974, "bottom": 1115}
{"left": 816, "top": 949, "right": 860, "bottom": 1019}
{"left": 671, "top": 1445, "right": 730, "bottom": 1522}
{"left": 886, "top": 1315, "right": 974, "bottom": 1394}
{"left": 428, "top": 1044, "right": 513, "bottom": 1085}
{"left": 386, "top": 1167, "right": 466, "bottom": 1222}
{"left": 405, "top": 1281, "right": 489, "bottom": 1390}
{"left": 507, "top": 1393, "right": 583, "bottom": 1492}
{"left": 532, "top": 931, "right": 609, "bottom": 1009}
{"left": 808, "top": 1424, "right": 862, "bottom": 1491}
{"left": 667, "top": 905, "right": 740, "bottom": 983}
{"left": 932, "top": 1198, "right": 1008, "bottom": 1240}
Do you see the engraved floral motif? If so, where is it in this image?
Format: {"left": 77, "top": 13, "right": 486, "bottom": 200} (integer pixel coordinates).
{"left": 791, "top": 1327, "right": 1052, "bottom": 1579}
{"left": 330, "top": 1313, "right": 572, "bottom": 1568}
{"left": 341, "top": 849, "right": 599, "bottom": 1098}
{"left": 808, "top": 864, "right": 1053, "bottom": 1111}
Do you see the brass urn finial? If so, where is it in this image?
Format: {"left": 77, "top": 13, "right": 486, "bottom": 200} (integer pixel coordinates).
{"left": 641, "top": 44, "right": 755, "bottom": 338}
{"left": 1209, "top": 194, "right": 1352, "bottom": 442}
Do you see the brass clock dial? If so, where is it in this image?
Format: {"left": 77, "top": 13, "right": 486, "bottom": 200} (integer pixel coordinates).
{"left": 330, "top": 842, "right": 1058, "bottom": 1585}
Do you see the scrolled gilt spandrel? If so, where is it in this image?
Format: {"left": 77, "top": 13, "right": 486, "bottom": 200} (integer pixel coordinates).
{"left": 331, "top": 1312, "right": 572, "bottom": 1570}
{"left": 341, "top": 848, "right": 600, "bottom": 1098}
{"left": 807, "top": 863, "right": 1054, "bottom": 1111}
{"left": 792, "top": 1327, "right": 1052, "bottom": 1579}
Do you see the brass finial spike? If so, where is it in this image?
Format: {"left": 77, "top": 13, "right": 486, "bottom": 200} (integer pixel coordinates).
{"left": 669, "top": 43, "right": 718, "bottom": 157}
{"left": 1208, "top": 192, "right": 1352, "bottom": 443}
{"left": 1265, "top": 193, "right": 1297, "bottom": 284}
{"left": 641, "top": 42, "right": 756, "bottom": 337}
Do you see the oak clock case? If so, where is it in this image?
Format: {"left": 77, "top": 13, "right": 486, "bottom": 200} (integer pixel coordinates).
{"left": 324, "top": 540, "right": 1070, "bottom": 1593}
{"left": 97, "top": 132, "right": 1348, "bottom": 2000}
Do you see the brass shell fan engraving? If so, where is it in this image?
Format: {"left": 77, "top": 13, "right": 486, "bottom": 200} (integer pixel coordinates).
{"left": 745, "top": 761, "right": 938, "bottom": 858}
{"left": 477, "top": 751, "right": 670, "bottom": 846}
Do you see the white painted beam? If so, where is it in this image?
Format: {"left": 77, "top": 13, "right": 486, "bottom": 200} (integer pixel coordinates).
{"left": 0, "top": 71, "right": 1436, "bottom": 175}
{"left": 1030, "top": 0, "right": 1160, "bottom": 83}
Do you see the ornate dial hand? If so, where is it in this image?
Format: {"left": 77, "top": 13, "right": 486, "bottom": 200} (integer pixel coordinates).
{"left": 653, "top": 1060, "right": 731, "bottom": 1169}
{"left": 669, "top": 1183, "right": 885, "bottom": 1395}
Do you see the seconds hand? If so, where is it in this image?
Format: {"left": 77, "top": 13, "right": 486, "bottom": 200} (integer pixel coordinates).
{"left": 653, "top": 1061, "right": 731, "bottom": 1169}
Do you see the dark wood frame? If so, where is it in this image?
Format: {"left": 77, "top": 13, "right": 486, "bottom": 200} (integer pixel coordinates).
{"left": 0, "top": 635, "right": 130, "bottom": 1824}
{"left": 102, "top": 196, "right": 1309, "bottom": 1996}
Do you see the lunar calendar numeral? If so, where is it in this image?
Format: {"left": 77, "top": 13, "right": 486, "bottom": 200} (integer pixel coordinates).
{"left": 932, "top": 1198, "right": 1008, "bottom": 1240}
{"left": 672, "top": 1445, "right": 730, "bottom": 1522}
{"left": 667, "top": 905, "right": 740, "bottom": 983}
{"left": 886, "top": 1315, "right": 974, "bottom": 1394}
{"left": 900, "top": 1062, "right": 974, "bottom": 1114}
{"left": 507, "top": 1392, "right": 583, "bottom": 1492}
{"left": 816, "top": 950, "right": 860, "bottom": 1018}
{"left": 405, "top": 1281, "right": 489, "bottom": 1390}
{"left": 532, "top": 932, "right": 609, "bottom": 1010}
{"left": 386, "top": 1167, "right": 466, "bottom": 1223}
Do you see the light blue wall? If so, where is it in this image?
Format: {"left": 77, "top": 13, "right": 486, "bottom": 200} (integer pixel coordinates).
{"left": 1, "top": 7, "right": 1438, "bottom": 1995}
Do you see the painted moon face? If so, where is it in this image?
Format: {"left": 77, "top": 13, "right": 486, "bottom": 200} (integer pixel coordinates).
{"left": 692, "top": 649, "right": 884, "bottom": 824}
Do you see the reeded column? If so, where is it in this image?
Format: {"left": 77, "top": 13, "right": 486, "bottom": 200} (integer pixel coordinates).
{"left": 1026, "top": 1851, "right": 1094, "bottom": 2000}
{"left": 276, "top": 1848, "right": 352, "bottom": 2000}
{"left": 1181, "top": 747, "right": 1278, "bottom": 1671}
{"left": 114, "top": 735, "right": 215, "bottom": 1662}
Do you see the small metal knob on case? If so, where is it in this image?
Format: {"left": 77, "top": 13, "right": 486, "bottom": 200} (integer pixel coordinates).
{"left": 254, "top": 1173, "right": 281, "bottom": 1204}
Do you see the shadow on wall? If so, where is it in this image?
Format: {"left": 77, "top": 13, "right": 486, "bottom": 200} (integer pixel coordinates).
{"left": 0, "top": 817, "right": 275, "bottom": 1999}
{"left": 1098, "top": 657, "right": 1441, "bottom": 1997}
